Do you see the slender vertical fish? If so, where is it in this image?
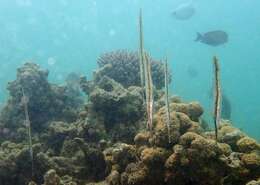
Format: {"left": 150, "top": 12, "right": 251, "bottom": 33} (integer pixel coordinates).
{"left": 213, "top": 56, "right": 221, "bottom": 140}
{"left": 144, "top": 53, "right": 154, "bottom": 130}
{"left": 164, "top": 57, "right": 171, "bottom": 142}
{"left": 138, "top": 9, "right": 153, "bottom": 130}
{"left": 139, "top": 8, "right": 145, "bottom": 89}
{"left": 21, "top": 88, "right": 34, "bottom": 178}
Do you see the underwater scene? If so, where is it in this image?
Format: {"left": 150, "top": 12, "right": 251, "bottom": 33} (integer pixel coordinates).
{"left": 0, "top": 0, "right": 259, "bottom": 185}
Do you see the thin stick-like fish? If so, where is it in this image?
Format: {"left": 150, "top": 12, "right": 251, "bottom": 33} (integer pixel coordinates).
{"left": 164, "top": 57, "right": 171, "bottom": 142}
{"left": 213, "top": 56, "right": 221, "bottom": 140}
{"left": 138, "top": 8, "right": 145, "bottom": 89}
{"left": 144, "top": 53, "right": 154, "bottom": 130}
{"left": 21, "top": 88, "right": 34, "bottom": 178}
{"left": 138, "top": 9, "right": 153, "bottom": 130}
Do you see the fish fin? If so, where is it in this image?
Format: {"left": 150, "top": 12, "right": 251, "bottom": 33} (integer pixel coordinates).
{"left": 195, "top": 32, "right": 202, "bottom": 42}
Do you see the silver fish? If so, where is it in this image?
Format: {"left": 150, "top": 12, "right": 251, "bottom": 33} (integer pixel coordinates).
{"left": 172, "top": 2, "right": 195, "bottom": 20}
{"left": 195, "top": 30, "right": 228, "bottom": 46}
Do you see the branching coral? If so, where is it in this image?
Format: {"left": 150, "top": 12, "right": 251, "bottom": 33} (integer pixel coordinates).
{"left": 97, "top": 50, "right": 169, "bottom": 89}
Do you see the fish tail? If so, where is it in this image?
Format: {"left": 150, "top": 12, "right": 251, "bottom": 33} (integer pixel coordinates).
{"left": 195, "top": 32, "right": 202, "bottom": 42}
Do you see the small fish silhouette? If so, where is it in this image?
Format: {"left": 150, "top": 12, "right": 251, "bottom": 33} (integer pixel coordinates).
{"left": 172, "top": 1, "right": 195, "bottom": 20}
{"left": 195, "top": 30, "right": 228, "bottom": 46}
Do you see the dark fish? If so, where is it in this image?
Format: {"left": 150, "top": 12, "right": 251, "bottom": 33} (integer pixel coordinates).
{"left": 195, "top": 30, "right": 228, "bottom": 46}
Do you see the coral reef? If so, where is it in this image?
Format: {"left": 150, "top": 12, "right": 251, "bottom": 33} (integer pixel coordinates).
{"left": 88, "top": 76, "right": 144, "bottom": 128}
{"left": 97, "top": 50, "right": 170, "bottom": 89}
{"left": 0, "top": 63, "right": 83, "bottom": 134}
{"left": 0, "top": 60, "right": 259, "bottom": 185}
{"left": 80, "top": 70, "right": 145, "bottom": 143}
{"left": 104, "top": 118, "right": 260, "bottom": 185}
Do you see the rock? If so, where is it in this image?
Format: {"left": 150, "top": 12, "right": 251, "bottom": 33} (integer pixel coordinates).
{"left": 121, "top": 163, "right": 148, "bottom": 185}
{"left": 134, "top": 132, "right": 150, "bottom": 147}
{"left": 118, "top": 146, "right": 169, "bottom": 185}
{"left": 85, "top": 182, "right": 108, "bottom": 185}
{"left": 237, "top": 137, "right": 260, "bottom": 153}
{"left": 0, "top": 63, "right": 82, "bottom": 133}
{"left": 43, "top": 169, "right": 60, "bottom": 185}
{"left": 140, "top": 147, "right": 169, "bottom": 167}
{"left": 78, "top": 111, "right": 88, "bottom": 119}
{"left": 110, "top": 123, "right": 139, "bottom": 144}
{"left": 187, "top": 121, "right": 203, "bottom": 133}
{"left": 190, "top": 136, "right": 222, "bottom": 158}
{"left": 170, "top": 102, "right": 203, "bottom": 121}
{"left": 74, "top": 138, "right": 107, "bottom": 181}
{"left": 149, "top": 109, "right": 185, "bottom": 148}
{"left": 218, "top": 143, "right": 232, "bottom": 156}
{"left": 106, "top": 170, "right": 120, "bottom": 185}
{"left": 77, "top": 118, "right": 107, "bottom": 143}
{"left": 104, "top": 143, "right": 137, "bottom": 173}
{"left": 87, "top": 76, "right": 144, "bottom": 143}
{"left": 46, "top": 122, "right": 76, "bottom": 155}
{"left": 241, "top": 153, "right": 260, "bottom": 169}
{"left": 60, "top": 138, "right": 79, "bottom": 158}
{"left": 60, "top": 175, "right": 77, "bottom": 185}
{"left": 28, "top": 181, "right": 37, "bottom": 185}
{"left": 89, "top": 77, "right": 144, "bottom": 128}
{"left": 0, "top": 141, "right": 36, "bottom": 185}
{"left": 246, "top": 178, "right": 260, "bottom": 185}
{"left": 218, "top": 122, "right": 245, "bottom": 149}
{"left": 179, "top": 132, "right": 203, "bottom": 147}
{"left": 169, "top": 96, "right": 182, "bottom": 103}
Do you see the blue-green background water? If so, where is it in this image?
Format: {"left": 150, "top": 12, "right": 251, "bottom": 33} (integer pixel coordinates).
{"left": 0, "top": 0, "right": 259, "bottom": 139}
